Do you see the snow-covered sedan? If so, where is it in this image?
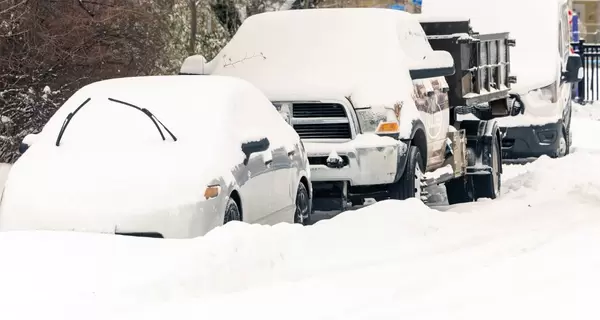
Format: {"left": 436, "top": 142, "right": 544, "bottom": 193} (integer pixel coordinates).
{"left": 0, "top": 75, "right": 312, "bottom": 238}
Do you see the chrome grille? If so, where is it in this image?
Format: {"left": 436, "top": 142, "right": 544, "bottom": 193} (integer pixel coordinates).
{"left": 272, "top": 102, "right": 352, "bottom": 139}
{"left": 293, "top": 123, "right": 351, "bottom": 139}
{"left": 292, "top": 103, "right": 346, "bottom": 118}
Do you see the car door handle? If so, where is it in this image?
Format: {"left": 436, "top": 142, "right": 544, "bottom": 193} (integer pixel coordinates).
{"left": 287, "top": 150, "right": 295, "bottom": 157}
{"left": 264, "top": 159, "right": 273, "bottom": 166}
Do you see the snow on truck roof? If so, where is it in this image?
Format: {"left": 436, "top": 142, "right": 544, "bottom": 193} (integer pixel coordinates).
{"left": 202, "top": 8, "right": 444, "bottom": 101}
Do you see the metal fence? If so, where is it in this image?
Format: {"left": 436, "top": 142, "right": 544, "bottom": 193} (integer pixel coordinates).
{"left": 572, "top": 40, "right": 600, "bottom": 102}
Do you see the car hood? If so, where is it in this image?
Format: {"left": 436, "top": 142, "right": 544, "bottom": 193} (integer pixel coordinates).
{"left": 0, "top": 143, "right": 234, "bottom": 230}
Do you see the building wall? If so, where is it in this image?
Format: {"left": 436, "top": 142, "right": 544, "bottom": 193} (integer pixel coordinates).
{"left": 574, "top": 0, "right": 600, "bottom": 41}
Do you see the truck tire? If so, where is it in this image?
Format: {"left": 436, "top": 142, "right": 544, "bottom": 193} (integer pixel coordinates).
{"left": 473, "top": 133, "right": 501, "bottom": 200}
{"left": 389, "top": 146, "right": 424, "bottom": 201}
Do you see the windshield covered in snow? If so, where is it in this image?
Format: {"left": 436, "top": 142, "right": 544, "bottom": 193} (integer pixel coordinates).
{"left": 40, "top": 76, "right": 232, "bottom": 148}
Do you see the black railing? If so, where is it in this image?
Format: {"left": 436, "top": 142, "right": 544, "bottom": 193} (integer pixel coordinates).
{"left": 572, "top": 40, "right": 600, "bottom": 102}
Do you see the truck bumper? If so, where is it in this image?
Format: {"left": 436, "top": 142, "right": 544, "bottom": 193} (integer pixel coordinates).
{"left": 500, "top": 120, "right": 562, "bottom": 159}
{"left": 303, "top": 139, "right": 408, "bottom": 186}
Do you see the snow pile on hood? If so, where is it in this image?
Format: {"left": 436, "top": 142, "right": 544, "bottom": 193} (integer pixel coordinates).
{"left": 422, "top": 0, "right": 565, "bottom": 94}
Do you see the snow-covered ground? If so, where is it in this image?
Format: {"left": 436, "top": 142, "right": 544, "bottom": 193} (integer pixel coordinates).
{"left": 0, "top": 103, "right": 600, "bottom": 320}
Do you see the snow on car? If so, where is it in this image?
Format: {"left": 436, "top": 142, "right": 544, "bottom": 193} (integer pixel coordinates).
{"left": 0, "top": 75, "right": 312, "bottom": 238}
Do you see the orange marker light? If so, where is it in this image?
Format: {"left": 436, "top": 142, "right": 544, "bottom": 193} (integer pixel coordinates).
{"left": 204, "top": 185, "right": 220, "bottom": 200}
{"left": 376, "top": 121, "right": 400, "bottom": 133}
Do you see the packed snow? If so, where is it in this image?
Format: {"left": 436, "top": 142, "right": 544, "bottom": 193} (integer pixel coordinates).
{"left": 0, "top": 102, "right": 599, "bottom": 319}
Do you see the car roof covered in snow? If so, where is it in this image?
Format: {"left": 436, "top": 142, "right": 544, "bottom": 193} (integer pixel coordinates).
{"left": 201, "top": 8, "right": 441, "bottom": 101}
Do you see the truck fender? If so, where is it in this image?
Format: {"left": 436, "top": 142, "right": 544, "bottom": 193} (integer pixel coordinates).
{"left": 458, "top": 119, "right": 503, "bottom": 174}
{"left": 395, "top": 119, "right": 428, "bottom": 182}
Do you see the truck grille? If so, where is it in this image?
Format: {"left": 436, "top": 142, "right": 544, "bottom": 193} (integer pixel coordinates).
{"left": 293, "top": 123, "right": 351, "bottom": 139}
{"left": 273, "top": 102, "right": 353, "bottom": 139}
{"left": 292, "top": 103, "right": 346, "bottom": 118}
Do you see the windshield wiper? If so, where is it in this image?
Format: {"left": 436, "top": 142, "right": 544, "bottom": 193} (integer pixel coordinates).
{"left": 55, "top": 97, "right": 178, "bottom": 147}
{"left": 107, "top": 97, "right": 177, "bottom": 142}
{"left": 55, "top": 97, "right": 92, "bottom": 146}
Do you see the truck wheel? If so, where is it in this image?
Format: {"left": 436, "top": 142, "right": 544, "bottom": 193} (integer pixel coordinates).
{"left": 389, "top": 146, "right": 424, "bottom": 201}
{"left": 473, "top": 135, "right": 501, "bottom": 200}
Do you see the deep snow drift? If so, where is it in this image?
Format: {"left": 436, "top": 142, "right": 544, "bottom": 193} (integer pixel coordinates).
{"left": 0, "top": 104, "right": 600, "bottom": 320}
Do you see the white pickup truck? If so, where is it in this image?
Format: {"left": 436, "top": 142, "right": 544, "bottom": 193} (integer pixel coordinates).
{"left": 180, "top": 8, "right": 581, "bottom": 210}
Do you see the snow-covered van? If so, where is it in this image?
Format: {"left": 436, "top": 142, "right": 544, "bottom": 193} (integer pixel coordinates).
{"left": 423, "top": 0, "right": 583, "bottom": 160}
{"left": 181, "top": 8, "right": 515, "bottom": 208}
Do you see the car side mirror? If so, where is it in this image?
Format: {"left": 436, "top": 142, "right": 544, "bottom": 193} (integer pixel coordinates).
{"left": 241, "top": 137, "right": 270, "bottom": 165}
{"left": 19, "top": 133, "right": 39, "bottom": 154}
{"left": 563, "top": 54, "right": 583, "bottom": 84}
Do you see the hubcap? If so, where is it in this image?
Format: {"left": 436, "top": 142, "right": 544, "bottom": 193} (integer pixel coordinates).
{"left": 558, "top": 136, "right": 567, "bottom": 157}
{"left": 295, "top": 188, "right": 309, "bottom": 224}
{"left": 414, "top": 164, "right": 423, "bottom": 198}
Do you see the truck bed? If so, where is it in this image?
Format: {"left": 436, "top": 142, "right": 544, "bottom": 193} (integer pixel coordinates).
{"left": 418, "top": 18, "right": 516, "bottom": 110}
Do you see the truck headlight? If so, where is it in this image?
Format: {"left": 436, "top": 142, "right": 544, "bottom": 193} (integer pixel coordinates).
{"left": 355, "top": 104, "right": 401, "bottom": 135}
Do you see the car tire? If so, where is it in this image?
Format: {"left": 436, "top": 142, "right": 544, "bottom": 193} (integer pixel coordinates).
{"left": 223, "top": 198, "right": 241, "bottom": 224}
{"left": 294, "top": 182, "right": 311, "bottom": 225}
{"left": 552, "top": 130, "right": 568, "bottom": 158}
{"left": 389, "top": 146, "right": 424, "bottom": 201}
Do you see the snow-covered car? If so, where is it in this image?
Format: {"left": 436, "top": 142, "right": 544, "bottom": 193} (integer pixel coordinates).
{"left": 0, "top": 75, "right": 312, "bottom": 238}
{"left": 423, "top": 0, "right": 583, "bottom": 160}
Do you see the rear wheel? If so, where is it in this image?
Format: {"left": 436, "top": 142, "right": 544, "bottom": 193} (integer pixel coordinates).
{"left": 445, "top": 134, "right": 501, "bottom": 204}
{"left": 294, "top": 182, "right": 311, "bottom": 225}
{"left": 389, "top": 146, "right": 424, "bottom": 201}
{"left": 223, "top": 198, "right": 241, "bottom": 224}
